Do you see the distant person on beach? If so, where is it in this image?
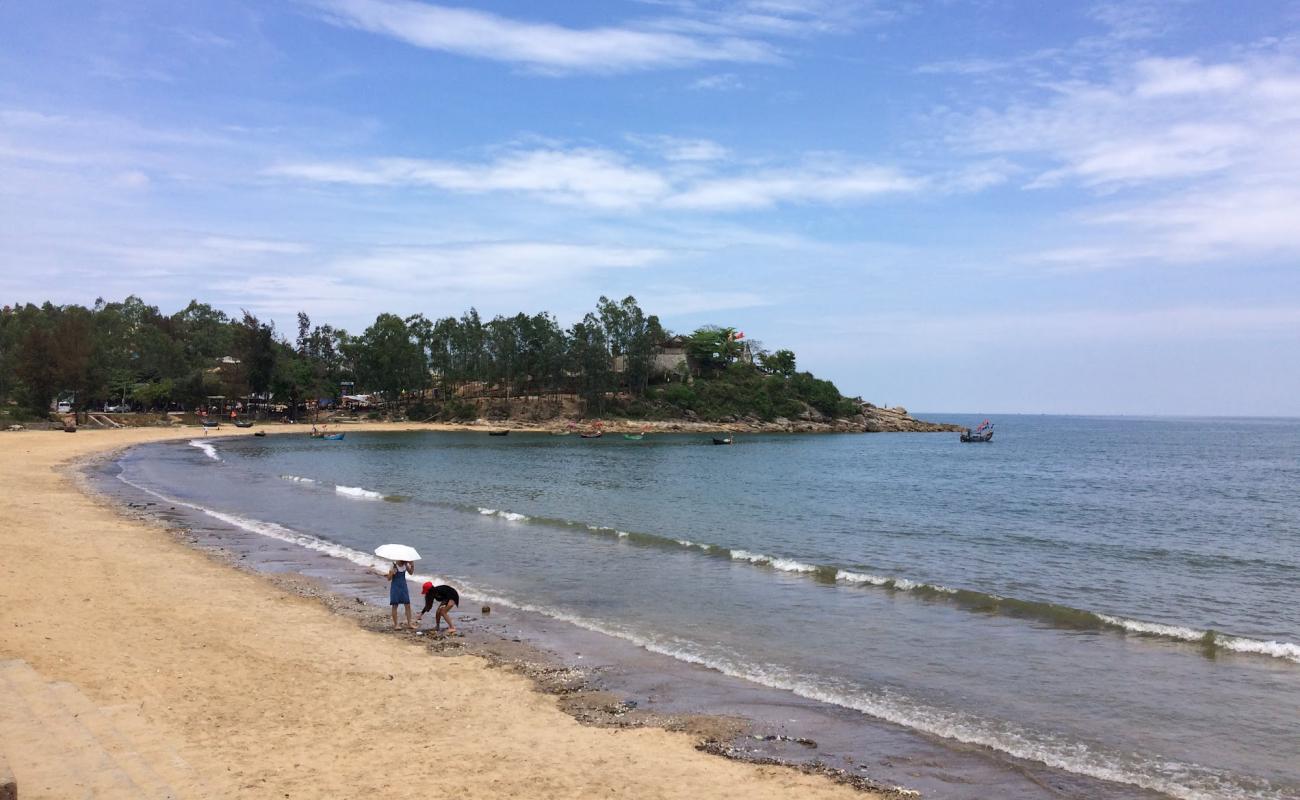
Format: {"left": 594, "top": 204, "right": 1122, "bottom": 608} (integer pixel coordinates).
{"left": 417, "top": 582, "right": 459, "bottom": 634}
{"left": 387, "top": 560, "right": 415, "bottom": 629}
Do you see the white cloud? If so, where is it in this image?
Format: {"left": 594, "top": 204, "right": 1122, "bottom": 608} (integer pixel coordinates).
{"left": 269, "top": 149, "right": 672, "bottom": 210}
{"left": 667, "top": 164, "right": 921, "bottom": 210}
{"left": 837, "top": 305, "right": 1300, "bottom": 356}
{"left": 626, "top": 134, "right": 729, "bottom": 162}
{"left": 689, "top": 72, "right": 746, "bottom": 90}
{"left": 316, "top": 242, "right": 668, "bottom": 296}
{"left": 635, "top": 288, "right": 770, "bottom": 316}
{"left": 310, "top": 0, "right": 776, "bottom": 73}
{"left": 97, "top": 236, "right": 312, "bottom": 269}
{"left": 1133, "top": 57, "right": 1248, "bottom": 97}
{"left": 952, "top": 49, "right": 1300, "bottom": 264}
{"left": 270, "top": 146, "right": 924, "bottom": 211}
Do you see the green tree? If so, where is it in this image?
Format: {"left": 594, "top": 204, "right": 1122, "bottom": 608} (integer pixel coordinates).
{"left": 235, "top": 311, "right": 277, "bottom": 398}
{"left": 568, "top": 314, "right": 612, "bottom": 415}
{"left": 354, "top": 313, "right": 428, "bottom": 411}
{"left": 758, "top": 349, "right": 797, "bottom": 377}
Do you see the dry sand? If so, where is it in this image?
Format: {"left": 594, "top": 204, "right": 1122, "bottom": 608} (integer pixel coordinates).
{"left": 0, "top": 425, "right": 879, "bottom": 799}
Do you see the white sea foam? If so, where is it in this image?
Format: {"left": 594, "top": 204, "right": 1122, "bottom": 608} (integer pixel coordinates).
{"left": 335, "top": 485, "right": 384, "bottom": 500}
{"left": 1220, "top": 636, "right": 1300, "bottom": 663}
{"left": 676, "top": 539, "right": 695, "bottom": 547}
{"left": 1097, "top": 614, "right": 1300, "bottom": 664}
{"left": 615, "top": 530, "right": 629, "bottom": 538}
{"left": 118, "top": 475, "right": 388, "bottom": 574}
{"left": 280, "top": 475, "right": 316, "bottom": 484}
{"left": 188, "top": 440, "right": 220, "bottom": 461}
{"left": 835, "top": 569, "right": 890, "bottom": 586}
{"left": 769, "top": 557, "right": 818, "bottom": 573}
{"left": 728, "top": 549, "right": 818, "bottom": 574}
{"left": 729, "top": 548, "right": 768, "bottom": 564}
{"left": 477, "top": 507, "right": 529, "bottom": 522}
{"left": 1096, "top": 614, "right": 1203, "bottom": 641}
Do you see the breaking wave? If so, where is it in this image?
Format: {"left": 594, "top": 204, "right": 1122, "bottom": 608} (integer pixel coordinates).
{"left": 477, "top": 507, "right": 530, "bottom": 522}
{"left": 188, "top": 440, "right": 220, "bottom": 461}
{"left": 335, "top": 485, "right": 385, "bottom": 501}
{"left": 280, "top": 475, "right": 316, "bottom": 484}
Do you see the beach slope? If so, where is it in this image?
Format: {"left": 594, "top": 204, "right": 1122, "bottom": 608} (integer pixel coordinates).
{"left": 0, "top": 428, "right": 874, "bottom": 799}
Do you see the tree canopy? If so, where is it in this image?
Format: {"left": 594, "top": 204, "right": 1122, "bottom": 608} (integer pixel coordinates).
{"left": 0, "top": 295, "right": 860, "bottom": 423}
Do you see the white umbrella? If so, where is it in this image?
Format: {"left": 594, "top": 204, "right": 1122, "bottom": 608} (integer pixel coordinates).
{"left": 374, "top": 543, "right": 421, "bottom": 562}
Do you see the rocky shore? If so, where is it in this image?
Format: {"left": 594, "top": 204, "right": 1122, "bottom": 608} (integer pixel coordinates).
{"left": 473, "top": 404, "right": 962, "bottom": 435}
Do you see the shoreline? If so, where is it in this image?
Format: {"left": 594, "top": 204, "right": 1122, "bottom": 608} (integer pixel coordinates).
{"left": 81, "top": 429, "right": 1174, "bottom": 800}
{"left": 0, "top": 426, "right": 892, "bottom": 799}
{"left": 12, "top": 403, "right": 964, "bottom": 435}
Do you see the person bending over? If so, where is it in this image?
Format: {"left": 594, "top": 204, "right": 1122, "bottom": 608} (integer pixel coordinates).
{"left": 417, "top": 582, "right": 460, "bottom": 634}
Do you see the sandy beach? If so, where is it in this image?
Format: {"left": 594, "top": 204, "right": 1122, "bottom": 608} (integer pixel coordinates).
{"left": 0, "top": 425, "right": 878, "bottom": 799}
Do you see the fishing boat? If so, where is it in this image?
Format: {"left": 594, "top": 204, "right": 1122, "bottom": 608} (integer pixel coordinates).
{"left": 622, "top": 433, "right": 644, "bottom": 441}
{"left": 579, "top": 431, "right": 603, "bottom": 439}
{"left": 960, "top": 420, "right": 994, "bottom": 442}
{"left": 712, "top": 436, "right": 733, "bottom": 445}
{"left": 488, "top": 430, "right": 510, "bottom": 436}
{"left": 321, "top": 432, "right": 345, "bottom": 441}
{"left": 234, "top": 420, "right": 254, "bottom": 428}
{"left": 253, "top": 431, "right": 267, "bottom": 437}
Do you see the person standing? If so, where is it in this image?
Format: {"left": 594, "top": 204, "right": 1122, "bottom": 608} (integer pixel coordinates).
{"left": 416, "top": 582, "right": 460, "bottom": 634}
{"left": 387, "top": 560, "right": 415, "bottom": 629}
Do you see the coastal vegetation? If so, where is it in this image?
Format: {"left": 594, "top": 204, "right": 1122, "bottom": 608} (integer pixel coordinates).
{"left": 0, "top": 295, "right": 861, "bottom": 423}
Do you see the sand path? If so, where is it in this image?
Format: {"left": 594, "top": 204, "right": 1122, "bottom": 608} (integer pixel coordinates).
{"left": 0, "top": 427, "right": 874, "bottom": 799}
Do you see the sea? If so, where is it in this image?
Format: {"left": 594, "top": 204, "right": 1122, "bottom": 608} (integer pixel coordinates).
{"left": 98, "top": 416, "right": 1300, "bottom": 800}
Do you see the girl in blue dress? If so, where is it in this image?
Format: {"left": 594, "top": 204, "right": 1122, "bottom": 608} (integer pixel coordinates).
{"left": 387, "top": 560, "right": 415, "bottom": 629}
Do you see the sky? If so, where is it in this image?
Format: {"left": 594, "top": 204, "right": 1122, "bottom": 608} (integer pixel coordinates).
{"left": 2, "top": 0, "right": 1300, "bottom": 416}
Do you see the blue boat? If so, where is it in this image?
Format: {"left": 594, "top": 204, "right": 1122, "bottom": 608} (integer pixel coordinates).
{"left": 322, "top": 433, "right": 345, "bottom": 441}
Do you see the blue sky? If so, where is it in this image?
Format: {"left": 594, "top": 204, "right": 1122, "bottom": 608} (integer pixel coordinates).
{"left": 3, "top": 1, "right": 1299, "bottom": 415}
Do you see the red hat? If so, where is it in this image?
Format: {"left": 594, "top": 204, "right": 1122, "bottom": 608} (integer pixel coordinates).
{"left": 421, "top": 581, "right": 433, "bottom": 594}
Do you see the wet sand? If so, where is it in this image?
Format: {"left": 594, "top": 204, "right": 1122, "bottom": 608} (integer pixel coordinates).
{"left": 0, "top": 425, "right": 885, "bottom": 798}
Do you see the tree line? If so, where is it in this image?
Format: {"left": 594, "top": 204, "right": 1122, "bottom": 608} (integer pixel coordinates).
{"left": 0, "top": 294, "right": 855, "bottom": 422}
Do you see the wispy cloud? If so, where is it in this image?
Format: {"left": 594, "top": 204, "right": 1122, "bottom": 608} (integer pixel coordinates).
{"left": 666, "top": 163, "right": 920, "bottom": 210}
{"left": 268, "top": 146, "right": 925, "bottom": 211}
{"left": 268, "top": 149, "right": 672, "bottom": 210}
{"left": 208, "top": 241, "right": 671, "bottom": 318}
{"left": 949, "top": 48, "right": 1300, "bottom": 265}
{"left": 625, "top": 134, "right": 730, "bottom": 162}
{"left": 309, "top": 0, "right": 777, "bottom": 73}
{"left": 689, "top": 72, "right": 746, "bottom": 90}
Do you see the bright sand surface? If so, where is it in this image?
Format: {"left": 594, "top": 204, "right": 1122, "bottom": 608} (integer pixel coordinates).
{"left": 0, "top": 425, "right": 876, "bottom": 799}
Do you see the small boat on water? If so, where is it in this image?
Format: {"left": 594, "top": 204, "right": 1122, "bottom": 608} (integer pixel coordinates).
{"left": 712, "top": 436, "right": 733, "bottom": 445}
{"left": 960, "top": 420, "right": 994, "bottom": 443}
{"left": 488, "top": 430, "right": 510, "bottom": 436}
{"left": 321, "top": 433, "right": 345, "bottom": 441}
{"left": 580, "top": 431, "right": 603, "bottom": 439}
{"left": 622, "top": 433, "right": 644, "bottom": 441}
{"left": 253, "top": 431, "right": 267, "bottom": 437}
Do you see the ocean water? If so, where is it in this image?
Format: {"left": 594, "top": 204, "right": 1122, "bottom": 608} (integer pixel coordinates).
{"left": 113, "top": 416, "right": 1300, "bottom": 799}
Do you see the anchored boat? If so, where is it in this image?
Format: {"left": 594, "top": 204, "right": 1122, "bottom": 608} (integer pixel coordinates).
{"left": 960, "top": 420, "right": 994, "bottom": 442}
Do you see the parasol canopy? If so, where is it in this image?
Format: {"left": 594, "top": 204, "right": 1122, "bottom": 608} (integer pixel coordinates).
{"left": 374, "top": 543, "right": 421, "bottom": 562}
